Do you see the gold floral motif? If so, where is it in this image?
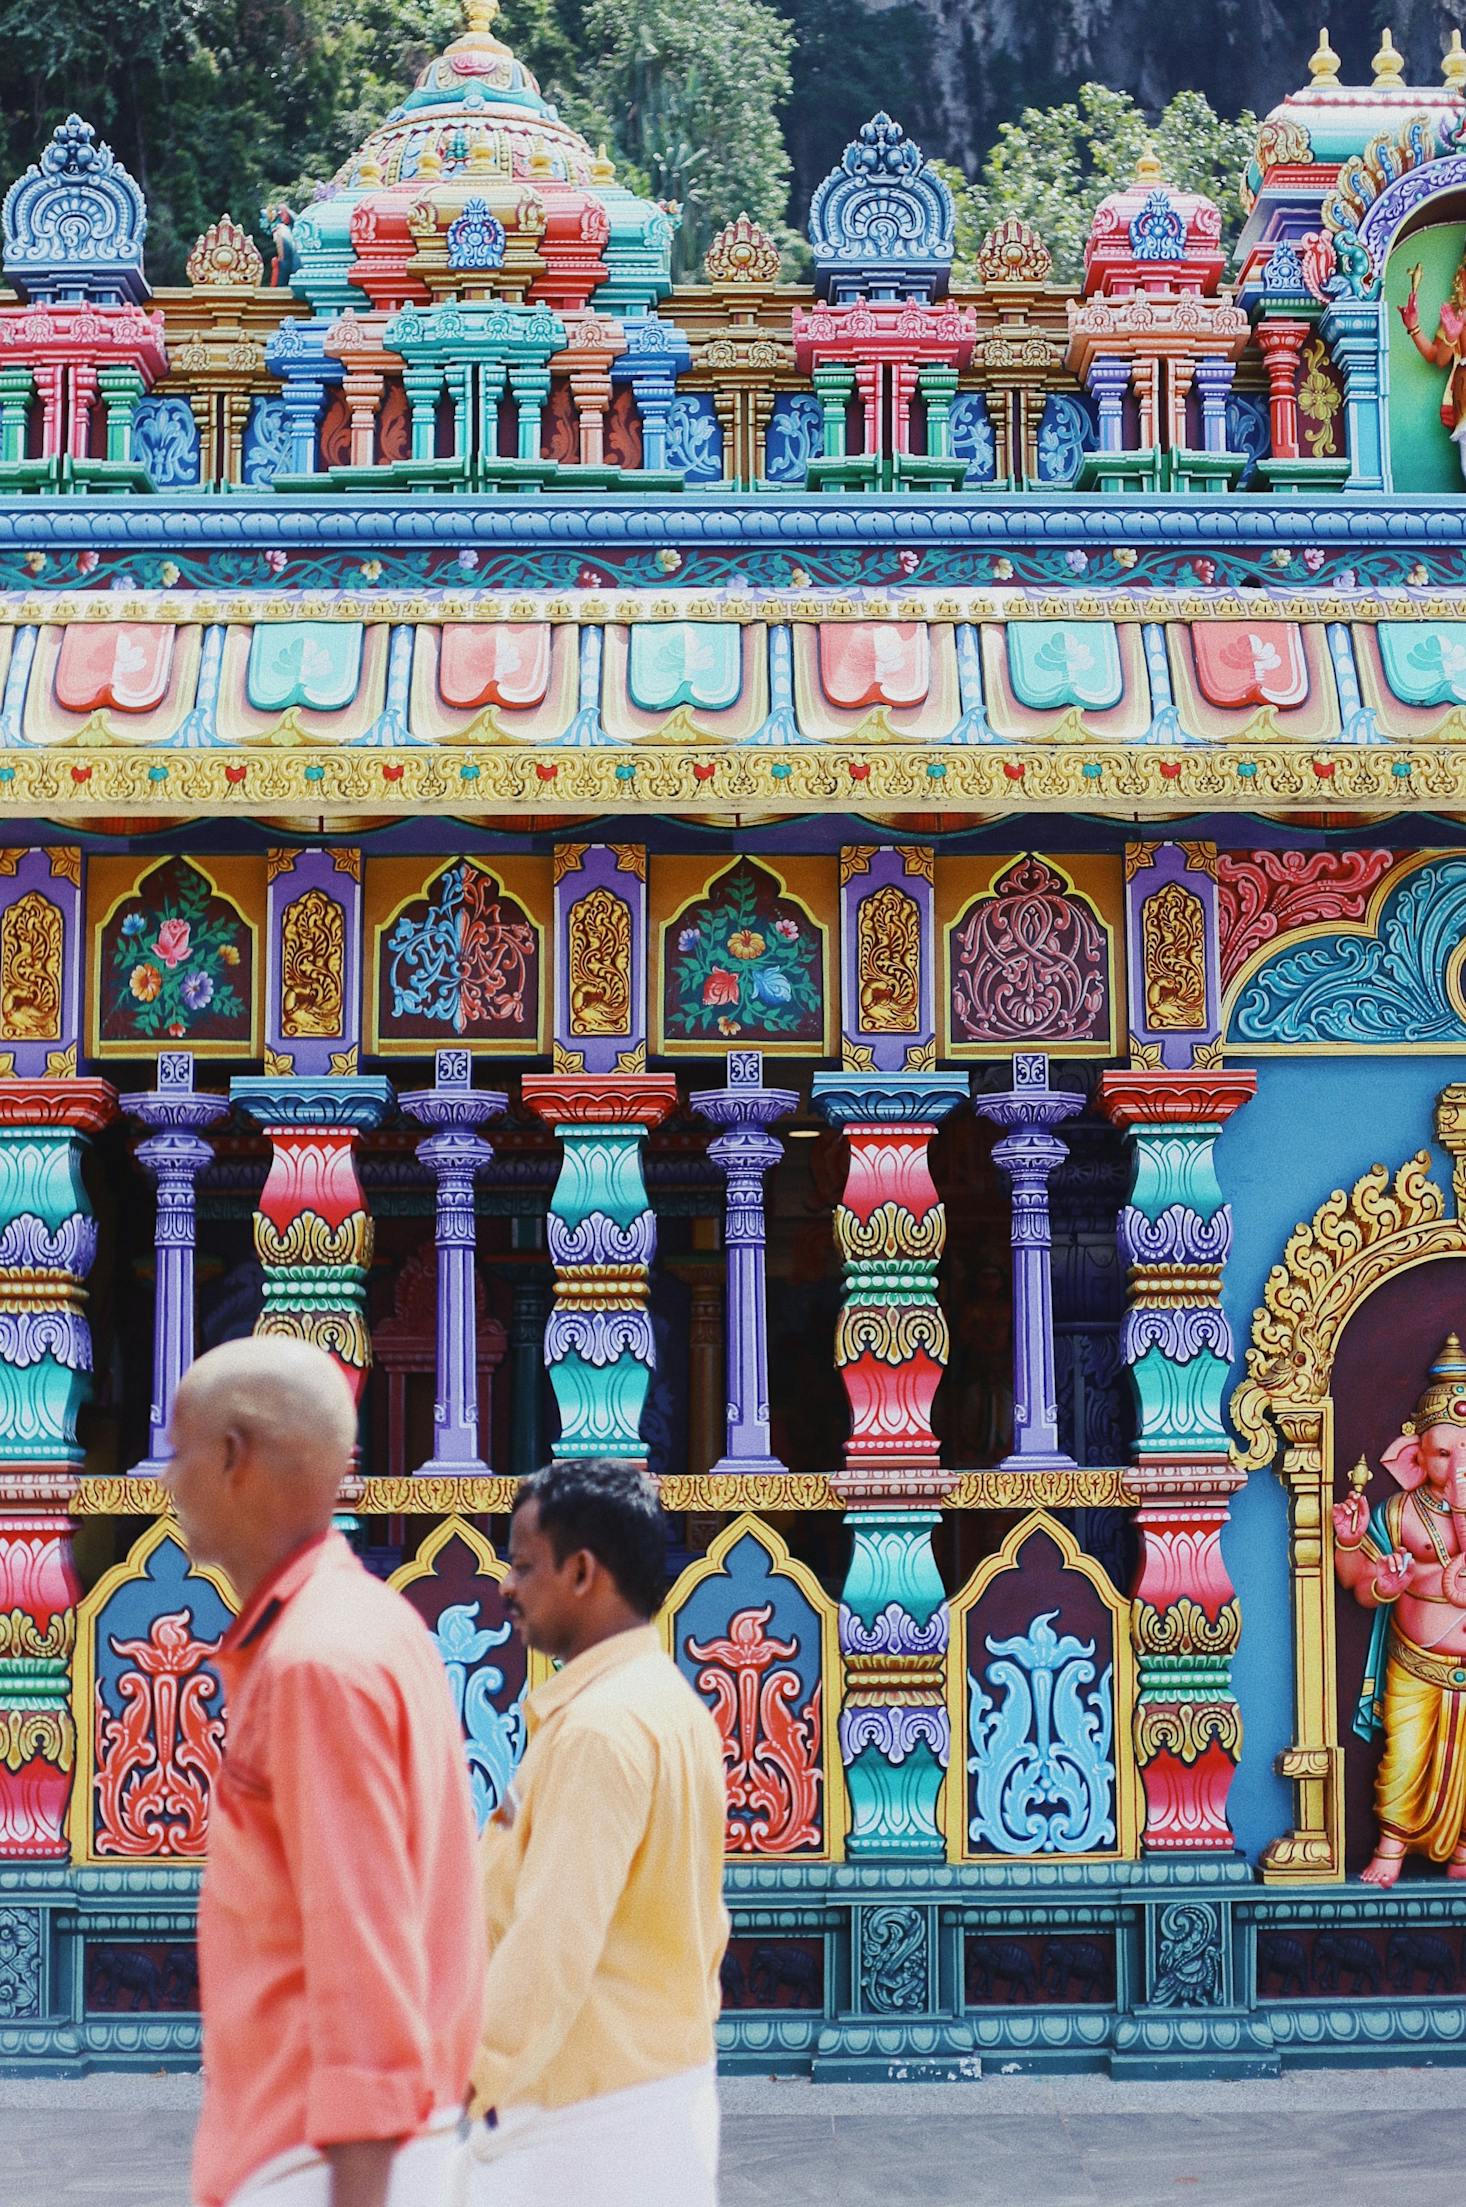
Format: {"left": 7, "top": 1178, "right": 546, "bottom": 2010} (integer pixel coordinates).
{"left": 567, "top": 885, "right": 632, "bottom": 1037}
{"left": 1142, "top": 881, "right": 1207, "bottom": 1031}
{"left": 0, "top": 1706, "right": 73, "bottom": 1772}
{"left": 253, "top": 1208, "right": 374, "bottom": 1270}
{"left": 1298, "top": 337, "right": 1343, "bottom": 458}
{"left": 0, "top": 1607, "right": 74, "bottom": 1660}
{"left": 1132, "top": 1596, "right": 1240, "bottom": 1657}
{"left": 857, "top": 882, "right": 922, "bottom": 1033}
{"left": 280, "top": 887, "right": 345, "bottom": 1039}
{"left": 47, "top": 848, "right": 81, "bottom": 886}
{"left": 835, "top": 1201, "right": 945, "bottom": 1264}
{"left": 0, "top": 891, "right": 62, "bottom": 1043}
{"left": 1133, "top": 1701, "right": 1243, "bottom": 1763}
{"left": 257, "top": 1307, "right": 371, "bottom": 1368}
{"left": 834, "top": 1302, "right": 949, "bottom": 1367}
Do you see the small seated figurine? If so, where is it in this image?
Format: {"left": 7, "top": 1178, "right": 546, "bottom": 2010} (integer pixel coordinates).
{"left": 1335, "top": 1332, "right": 1466, "bottom": 1884}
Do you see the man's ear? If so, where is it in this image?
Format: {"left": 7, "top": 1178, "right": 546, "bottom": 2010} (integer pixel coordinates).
{"left": 220, "top": 1423, "right": 247, "bottom": 1487}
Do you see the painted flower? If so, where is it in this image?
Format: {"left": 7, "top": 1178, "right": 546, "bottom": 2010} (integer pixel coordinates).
{"left": 1191, "top": 558, "right": 1216, "bottom": 586}
{"left": 360, "top": 560, "right": 383, "bottom": 584}
{"left": 153, "top": 918, "right": 193, "bottom": 969}
{"left": 1302, "top": 547, "right": 1326, "bottom": 575}
{"left": 263, "top": 548, "right": 288, "bottom": 575}
{"left": 160, "top": 562, "right": 181, "bottom": 587}
{"left": 773, "top": 916, "right": 799, "bottom": 941}
{"left": 655, "top": 547, "right": 683, "bottom": 574}
{"left": 77, "top": 549, "right": 99, "bottom": 575}
{"left": 1113, "top": 547, "right": 1138, "bottom": 569}
{"left": 753, "top": 967, "right": 793, "bottom": 1005}
{"left": 702, "top": 967, "right": 739, "bottom": 1007}
{"left": 1268, "top": 547, "right": 1293, "bottom": 569}
{"left": 129, "top": 963, "right": 162, "bottom": 1003}
{"left": 1064, "top": 549, "right": 1088, "bottom": 574}
{"left": 896, "top": 549, "right": 920, "bottom": 575}
{"left": 120, "top": 911, "right": 147, "bottom": 939}
{"left": 22, "top": 551, "right": 46, "bottom": 576}
{"left": 1336, "top": 568, "right": 1358, "bottom": 592}
{"left": 677, "top": 926, "right": 701, "bottom": 951}
{"left": 167, "top": 1022, "right": 187, "bottom": 1039}
{"left": 1409, "top": 563, "right": 1431, "bottom": 588}
{"left": 217, "top": 943, "right": 241, "bottom": 966}
{"left": 457, "top": 548, "right": 480, "bottom": 572}
{"left": 726, "top": 928, "right": 766, "bottom": 961}
{"left": 577, "top": 564, "right": 606, "bottom": 588}
{"left": 789, "top": 565, "right": 811, "bottom": 588}
{"left": 991, "top": 557, "right": 1014, "bottom": 582}
{"left": 181, "top": 969, "right": 215, "bottom": 1012}
{"left": 717, "top": 1015, "right": 741, "bottom": 1036}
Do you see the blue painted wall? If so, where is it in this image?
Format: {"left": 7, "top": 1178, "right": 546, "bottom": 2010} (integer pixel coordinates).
{"left": 1219, "top": 1052, "right": 1459, "bottom": 1862}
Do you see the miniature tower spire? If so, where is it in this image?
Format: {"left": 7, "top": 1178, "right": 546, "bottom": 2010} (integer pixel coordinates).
{"left": 1372, "top": 26, "right": 1405, "bottom": 86}
{"left": 1308, "top": 25, "right": 1341, "bottom": 83}
{"left": 1445, "top": 28, "right": 1466, "bottom": 89}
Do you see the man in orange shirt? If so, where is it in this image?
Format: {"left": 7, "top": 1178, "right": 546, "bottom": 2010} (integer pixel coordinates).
{"left": 166, "top": 1337, "right": 485, "bottom": 2207}
{"left": 462, "top": 1457, "right": 729, "bottom": 2207}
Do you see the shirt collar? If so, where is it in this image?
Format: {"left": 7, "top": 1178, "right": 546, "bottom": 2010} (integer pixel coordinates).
{"left": 219, "top": 1528, "right": 339, "bottom": 1661}
{"left": 528, "top": 1623, "right": 661, "bottom": 1724}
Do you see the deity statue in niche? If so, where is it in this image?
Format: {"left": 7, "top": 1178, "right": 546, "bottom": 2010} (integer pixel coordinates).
{"left": 1402, "top": 254, "right": 1466, "bottom": 478}
{"left": 1335, "top": 1333, "right": 1466, "bottom": 1883}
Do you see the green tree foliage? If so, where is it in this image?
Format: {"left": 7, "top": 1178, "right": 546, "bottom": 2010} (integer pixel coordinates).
{"left": 963, "top": 85, "right": 1258, "bottom": 285}
{"left": 571, "top": 0, "right": 795, "bottom": 278}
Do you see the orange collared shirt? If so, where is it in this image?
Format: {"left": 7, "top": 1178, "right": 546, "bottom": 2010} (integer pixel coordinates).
{"left": 193, "top": 1531, "right": 486, "bottom": 2207}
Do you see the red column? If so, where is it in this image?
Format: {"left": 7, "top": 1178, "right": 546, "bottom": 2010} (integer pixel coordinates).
{"left": 1257, "top": 320, "right": 1309, "bottom": 463}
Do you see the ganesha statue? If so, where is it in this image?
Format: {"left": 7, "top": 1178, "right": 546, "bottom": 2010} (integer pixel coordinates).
{"left": 1335, "top": 1333, "right": 1466, "bottom": 1884}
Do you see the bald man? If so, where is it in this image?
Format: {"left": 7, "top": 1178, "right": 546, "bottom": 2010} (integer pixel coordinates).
{"left": 167, "top": 1338, "right": 485, "bottom": 2207}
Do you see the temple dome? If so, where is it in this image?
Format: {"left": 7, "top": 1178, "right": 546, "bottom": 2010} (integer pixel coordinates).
{"left": 1082, "top": 149, "right": 1225, "bottom": 297}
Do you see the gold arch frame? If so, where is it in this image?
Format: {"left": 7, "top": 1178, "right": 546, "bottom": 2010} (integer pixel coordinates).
{"left": 1229, "top": 1086, "right": 1466, "bottom": 1881}
{"left": 654, "top": 857, "right": 834, "bottom": 1059}
{"left": 367, "top": 855, "right": 548, "bottom": 1057}
{"left": 661, "top": 1512, "right": 846, "bottom": 1861}
{"left": 68, "top": 1517, "right": 237, "bottom": 1867}
{"left": 944, "top": 1508, "right": 1139, "bottom": 1863}
{"left": 387, "top": 1512, "right": 552, "bottom": 1695}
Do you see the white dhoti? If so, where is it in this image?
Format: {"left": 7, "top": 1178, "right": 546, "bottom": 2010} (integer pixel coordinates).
{"left": 456, "top": 2064, "right": 719, "bottom": 2207}
{"left": 219, "top": 2110, "right": 460, "bottom": 2206}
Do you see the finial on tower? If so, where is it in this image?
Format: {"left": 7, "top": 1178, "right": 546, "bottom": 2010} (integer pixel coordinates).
{"left": 1134, "top": 142, "right": 1164, "bottom": 185}
{"left": 1372, "top": 26, "right": 1405, "bottom": 85}
{"left": 1445, "top": 27, "right": 1466, "bottom": 89}
{"left": 467, "top": 0, "right": 499, "bottom": 30}
{"left": 1308, "top": 26, "right": 1341, "bottom": 83}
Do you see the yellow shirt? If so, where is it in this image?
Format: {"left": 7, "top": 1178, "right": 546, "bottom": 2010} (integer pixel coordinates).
{"left": 471, "top": 1623, "right": 730, "bottom": 2114}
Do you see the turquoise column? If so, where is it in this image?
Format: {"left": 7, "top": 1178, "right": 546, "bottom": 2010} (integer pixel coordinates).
{"left": 839, "top": 1509, "right": 949, "bottom": 1858}
{"left": 0, "top": 1081, "right": 117, "bottom": 1477}
{"left": 522, "top": 1074, "right": 678, "bottom": 1466}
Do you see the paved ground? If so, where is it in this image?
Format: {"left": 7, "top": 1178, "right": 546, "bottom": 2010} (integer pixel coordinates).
{"left": 3, "top": 2067, "right": 1465, "bottom": 2204}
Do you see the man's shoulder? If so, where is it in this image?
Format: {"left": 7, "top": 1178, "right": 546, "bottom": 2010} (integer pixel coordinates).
{"left": 568, "top": 1643, "right": 719, "bottom": 1749}
{"left": 266, "top": 1552, "right": 435, "bottom": 1685}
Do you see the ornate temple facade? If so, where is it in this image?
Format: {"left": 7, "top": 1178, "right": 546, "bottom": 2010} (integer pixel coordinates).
{"left": 9, "top": 5, "right": 1466, "bottom": 2073}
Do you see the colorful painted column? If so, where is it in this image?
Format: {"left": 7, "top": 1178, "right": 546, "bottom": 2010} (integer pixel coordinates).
{"left": 811, "top": 1073, "right": 968, "bottom": 1486}
{"left": 230, "top": 1076, "right": 394, "bottom": 1405}
{"left": 521, "top": 1074, "right": 679, "bottom": 1466}
{"left": 974, "top": 1053, "right": 1085, "bottom": 1474}
{"left": 123, "top": 1052, "right": 227, "bottom": 1479}
{"left": 692, "top": 1050, "right": 797, "bottom": 1478}
{"left": 1097, "top": 1069, "right": 1255, "bottom": 1853}
{"left": 400, "top": 1049, "right": 507, "bottom": 1477}
{"left": 838, "top": 1507, "right": 949, "bottom": 1859}
{"left": 0, "top": 1510, "right": 81, "bottom": 1857}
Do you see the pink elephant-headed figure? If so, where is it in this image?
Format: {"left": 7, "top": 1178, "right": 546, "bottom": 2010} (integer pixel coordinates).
{"left": 1335, "top": 1332, "right": 1466, "bottom": 1885}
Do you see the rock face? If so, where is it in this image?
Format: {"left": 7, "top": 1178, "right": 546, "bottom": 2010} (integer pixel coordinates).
{"left": 786, "top": 0, "right": 1454, "bottom": 188}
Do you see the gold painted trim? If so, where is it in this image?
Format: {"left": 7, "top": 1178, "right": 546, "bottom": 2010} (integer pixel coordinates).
{"left": 654, "top": 857, "right": 835, "bottom": 1059}
{"left": 68, "top": 1516, "right": 236, "bottom": 1868}
{"left": 88, "top": 854, "right": 261, "bottom": 1062}
{"left": 659, "top": 1511, "right": 846, "bottom": 1862}
{"left": 944, "top": 1507, "right": 1140, "bottom": 1864}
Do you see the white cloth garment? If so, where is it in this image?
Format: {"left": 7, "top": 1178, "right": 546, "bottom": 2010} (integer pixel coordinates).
{"left": 219, "top": 2110, "right": 460, "bottom": 2207}
{"left": 455, "top": 2063, "right": 720, "bottom": 2207}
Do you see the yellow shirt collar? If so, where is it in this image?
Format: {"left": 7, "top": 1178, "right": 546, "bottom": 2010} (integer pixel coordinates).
{"left": 527, "top": 1621, "right": 662, "bottom": 1724}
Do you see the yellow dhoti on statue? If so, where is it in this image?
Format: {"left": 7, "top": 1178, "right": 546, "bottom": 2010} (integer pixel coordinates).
{"left": 1375, "top": 1632, "right": 1466, "bottom": 1861}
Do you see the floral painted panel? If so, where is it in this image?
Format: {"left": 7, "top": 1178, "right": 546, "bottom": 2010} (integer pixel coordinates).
{"left": 99, "top": 857, "right": 252, "bottom": 1049}
{"left": 663, "top": 861, "right": 824, "bottom": 1048}
{"left": 378, "top": 859, "right": 540, "bottom": 1046}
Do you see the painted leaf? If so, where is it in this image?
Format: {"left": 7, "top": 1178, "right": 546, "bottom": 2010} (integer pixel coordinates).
{"left": 1191, "top": 622, "right": 1308, "bottom": 711}
{"left": 55, "top": 624, "right": 173, "bottom": 715}
{"left": 438, "top": 623, "right": 552, "bottom": 711}
{"left": 1378, "top": 622, "right": 1466, "bottom": 709}
{"left": 818, "top": 622, "right": 929, "bottom": 710}
{"left": 1006, "top": 622, "right": 1122, "bottom": 712}
{"left": 247, "top": 622, "right": 364, "bottom": 714}
{"left": 628, "top": 623, "right": 742, "bottom": 713}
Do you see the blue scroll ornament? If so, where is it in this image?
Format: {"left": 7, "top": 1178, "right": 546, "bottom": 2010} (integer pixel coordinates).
{"left": 428, "top": 1601, "right": 525, "bottom": 1828}
{"left": 967, "top": 1610, "right": 1116, "bottom": 1854}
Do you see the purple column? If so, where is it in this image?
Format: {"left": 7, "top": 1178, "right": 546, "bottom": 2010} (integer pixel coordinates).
{"left": 693, "top": 1051, "right": 797, "bottom": 1477}
{"left": 123, "top": 1052, "right": 227, "bottom": 1479}
{"left": 400, "top": 1048, "right": 507, "bottom": 1477}
{"left": 1086, "top": 355, "right": 1130, "bottom": 453}
{"left": 973, "top": 1053, "right": 1084, "bottom": 1474}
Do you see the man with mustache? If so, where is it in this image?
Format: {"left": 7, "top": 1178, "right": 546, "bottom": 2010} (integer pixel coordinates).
{"left": 462, "top": 1457, "right": 728, "bottom": 2206}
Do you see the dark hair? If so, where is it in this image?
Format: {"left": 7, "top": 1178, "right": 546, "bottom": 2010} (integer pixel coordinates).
{"left": 513, "top": 1458, "right": 667, "bottom": 1618}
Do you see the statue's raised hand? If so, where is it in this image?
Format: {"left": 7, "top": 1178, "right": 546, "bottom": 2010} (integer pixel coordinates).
{"left": 1333, "top": 1490, "right": 1370, "bottom": 1546}
{"left": 1374, "top": 1550, "right": 1417, "bottom": 1600}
